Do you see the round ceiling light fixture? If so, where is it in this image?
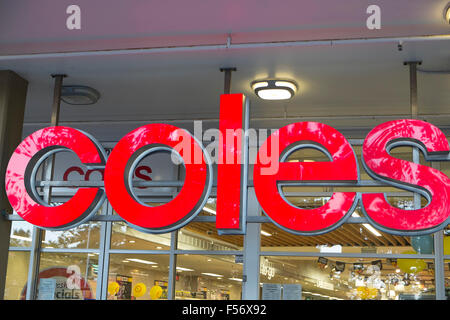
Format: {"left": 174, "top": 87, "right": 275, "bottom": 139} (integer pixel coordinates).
{"left": 61, "top": 85, "right": 100, "bottom": 105}
{"left": 251, "top": 79, "right": 297, "bottom": 100}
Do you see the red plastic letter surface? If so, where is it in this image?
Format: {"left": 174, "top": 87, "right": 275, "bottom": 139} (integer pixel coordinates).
{"left": 253, "top": 122, "right": 358, "bottom": 235}
{"left": 362, "top": 119, "right": 450, "bottom": 234}
{"left": 104, "top": 123, "right": 212, "bottom": 233}
{"left": 5, "top": 127, "right": 106, "bottom": 229}
{"left": 216, "top": 94, "right": 248, "bottom": 234}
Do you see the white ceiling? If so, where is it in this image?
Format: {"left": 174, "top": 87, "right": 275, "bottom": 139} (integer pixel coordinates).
{"left": 0, "top": 1, "right": 449, "bottom": 141}
{"left": 1, "top": 0, "right": 449, "bottom": 54}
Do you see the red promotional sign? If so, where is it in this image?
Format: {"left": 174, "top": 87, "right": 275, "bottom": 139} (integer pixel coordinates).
{"left": 20, "top": 267, "right": 93, "bottom": 300}
{"left": 4, "top": 94, "right": 450, "bottom": 236}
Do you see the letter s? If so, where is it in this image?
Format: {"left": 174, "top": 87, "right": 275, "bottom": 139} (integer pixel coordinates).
{"left": 135, "top": 165, "right": 152, "bottom": 189}
{"left": 362, "top": 119, "right": 450, "bottom": 235}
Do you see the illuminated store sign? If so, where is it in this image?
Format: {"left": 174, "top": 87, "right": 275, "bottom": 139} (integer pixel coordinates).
{"left": 5, "top": 94, "right": 450, "bottom": 236}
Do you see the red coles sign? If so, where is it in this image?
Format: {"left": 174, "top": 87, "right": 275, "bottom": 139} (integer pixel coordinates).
{"left": 5, "top": 94, "right": 450, "bottom": 236}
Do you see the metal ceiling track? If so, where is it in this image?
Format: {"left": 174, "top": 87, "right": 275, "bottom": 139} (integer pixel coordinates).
{"left": 1, "top": 34, "right": 449, "bottom": 60}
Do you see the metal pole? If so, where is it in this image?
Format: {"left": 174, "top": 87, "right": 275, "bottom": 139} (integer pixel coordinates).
{"left": 26, "top": 74, "right": 66, "bottom": 300}
{"left": 220, "top": 68, "right": 236, "bottom": 94}
{"left": 98, "top": 201, "right": 112, "bottom": 300}
{"left": 242, "top": 188, "right": 261, "bottom": 300}
{"left": 433, "top": 161, "right": 446, "bottom": 300}
{"left": 434, "top": 230, "right": 446, "bottom": 300}
{"left": 167, "top": 230, "right": 178, "bottom": 300}
{"left": 404, "top": 61, "right": 421, "bottom": 119}
{"left": 404, "top": 62, "right": 446, "bottom": 300}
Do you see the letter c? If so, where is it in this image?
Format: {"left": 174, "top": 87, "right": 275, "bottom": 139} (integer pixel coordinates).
{"left": 5, "top": 127, "right": 106, "bottom": 229}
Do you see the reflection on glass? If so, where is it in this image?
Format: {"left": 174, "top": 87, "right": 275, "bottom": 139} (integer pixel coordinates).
{"left": 9, "top": 221, "right": 33, "bottom": 248}
{"left": 260, "top": 256, "right": 435, "bottom": 300}
{"left": 178, "top": 224, "right": 243, "bottom": 251}
{"left": 41, "top": 222, "right": 101, "bottom": 249}
{"left": 177, "top": 198, "right": 243, "bottom": 250}
{"left": 261, "top": 220, "right": 426, "bottom": 255}
{"left": 108, "top": 254, "right": 170, "bottom": 300}
{"left": 175, "top": 255, "right": 242, "bottom": 300}
{"left": 25, "top": 252, "right": 99, "bottom": 300}
{"left": 110, "top": 222, "right": 171, "bottom": 250}
{"left": 443, "top": 231, "right": 450, "bottom": 258}
{"left": 4, "top": 251, "right": 29, "bottom": 300}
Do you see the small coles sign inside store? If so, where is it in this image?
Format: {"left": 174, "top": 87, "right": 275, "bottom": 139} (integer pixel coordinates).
{"left": 4, "top": 94, "right": 450, "bottom": 236}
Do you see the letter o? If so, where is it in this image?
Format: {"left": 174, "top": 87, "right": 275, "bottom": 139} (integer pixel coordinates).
{"left": 104, "top": 123, "right": 212, "bottom": 233}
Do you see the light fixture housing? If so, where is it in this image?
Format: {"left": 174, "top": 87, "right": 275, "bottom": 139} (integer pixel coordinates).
{"left": 445, "top": 4, "right": 450, "bottom": 24}
{"left": 61, "top": 85, "right": 100, "bottom": 105}
{"left": 251, "top": 79, "right": 297, "bottom": 100}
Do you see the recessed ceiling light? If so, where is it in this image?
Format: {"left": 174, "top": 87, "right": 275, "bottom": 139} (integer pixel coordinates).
{"left": 61, "top": 85, "right": 100, "bottom": 105}
{"left": 177, "top": 267, "right": 194, "bottom": 271}
{"left": 352, "top": 212, "right": 382, "bottom": 237}
{"left": 126, "top": 258, "right": 157, "bottom": 265}
{"left": 229, "top": 277, "right": 243, "bottom": 282}
{"left": 251, "top": 79, "right": 297, "bottom": 100}
{"left": 202, "top": 207, "right": 216, "bottom": 215}
{"left": 201, "top": 272, "right": 223, "bottom": 277}
{"left": 260, "top": 230, "right": 272, "bottom": 237}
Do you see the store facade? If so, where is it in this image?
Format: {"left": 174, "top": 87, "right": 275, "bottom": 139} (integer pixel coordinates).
{"left": 1, "top": 1, "right": 450, "bottom": 301}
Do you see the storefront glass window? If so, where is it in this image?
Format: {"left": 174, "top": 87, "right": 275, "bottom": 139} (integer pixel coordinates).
{"left": 41, "top": 222, "right": 102, "bottom": 249}
{"left": 108, "top": 254, "right": 170, "bottom": 300}
{"left": 4, "top": 251, "right": 29, "bottom": 300}
{"left": 177, "top": 198, "right": 244, "bottom": 251}
{"left": 111, "top": 222, "right": 171, "bottom": 250}
{"left": 260, "top": 221, "right": 431, "bottom": 255}
{"left": 260, "top": 256, "right": 435, "bottom": 300}
{"left": 28, "top": 252, "right": 99, "bottom": 300}
{"left": 175, "top": 255, "right": 242, "bottom": 300}
{"left": 9, "top": 221, "right": 33, "bottom": 248}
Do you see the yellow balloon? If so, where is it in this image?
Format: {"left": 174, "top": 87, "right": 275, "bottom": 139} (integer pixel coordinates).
{"left": 108, "top": 282, "right": 120, "bottom": 295}
{"left": 367, "top": 288, "right": 378, "bottom": 299}
{"left": 397, "top": 250, "right": 427, "bottom": 273}
{"left": 444, "top": 236, "right": 450, "bottom": 256}
{"left": 133, "top": 283, "right": 147, "bottom": 298}
{"left": 149, "top": 285, "right": 163, "bottom": 300}
{"left": 357, "top": 287, "right": 369, "bottom": 300}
